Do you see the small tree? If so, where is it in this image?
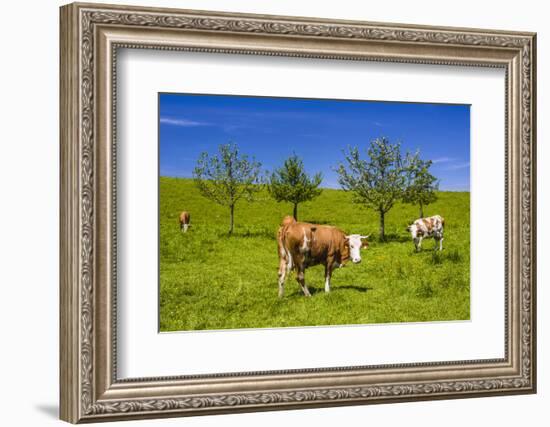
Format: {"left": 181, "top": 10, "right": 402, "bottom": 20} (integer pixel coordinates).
{"left": 267, "top": 154, "right": 323, "bottom": 220}
{"left": 336, "top": 137, "right": 405, "bottom": 241}
{"left": 402, "top": 152, "right": 439, "bottom": 218}
{"left": 193, "top": 143, "right": 262, "bottom": 234}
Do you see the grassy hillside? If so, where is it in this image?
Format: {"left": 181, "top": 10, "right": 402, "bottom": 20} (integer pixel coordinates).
{"left": 159, "top": 177, "right": 470, "bottom": 331}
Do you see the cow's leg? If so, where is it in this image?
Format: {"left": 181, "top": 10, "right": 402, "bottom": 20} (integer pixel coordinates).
{"left": 433, "top": 232, "right": 443, "bottom": 251}
{"left": 414, "top": 237, "right": 422, "bottom": 252}
{"left": 296, "top": 266, "right": 311, "bottom": 297}
{"left": 183, "top": 224, "right": 189, "bottom": 233}
{"left": 324, "top": 274, "right": 331, "bottom": 293}
{"left": 324, "top": 263, "right": 332, "bottom": 293}
{"left": 277, "top": 253, "right": 288, "bottom": 298}
{"left": 277, "top": 261, "right": 286, "bottom": 298}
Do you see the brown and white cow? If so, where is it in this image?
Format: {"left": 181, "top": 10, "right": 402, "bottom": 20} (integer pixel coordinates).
{"left": 277, "top": 216, "right": 369, "bottom": 297}
{"left": 406, "top": 215, "right": 445, "bottom": 252}
{"left": 179, "top": 211, "right": 190, "bottom": 233}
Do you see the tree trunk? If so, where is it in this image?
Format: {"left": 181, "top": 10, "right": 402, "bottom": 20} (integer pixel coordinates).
{"left": 229, "top": 204, "right": 235, "bottom": 234}
{"left": 293, "top": 203, "right": 298, "bottom": 221}
{"left": 419, "top": 202, "right": 424, "bottom": 219}
{"left": 379, "top": 210, "right": 385, "bottom": 241}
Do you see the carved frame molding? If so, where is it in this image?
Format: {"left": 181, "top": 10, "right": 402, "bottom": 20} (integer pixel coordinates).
{"left": 60, "top": 2, "right": 536, "bottom": 423}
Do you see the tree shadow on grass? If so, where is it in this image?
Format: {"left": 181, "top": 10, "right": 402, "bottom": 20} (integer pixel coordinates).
{"left": 220, "top": 229, "right": 276, "bottom": 239}
{"left": 302, "top": 219, "right": 333, "bottom": 225}
{"left": 373, "top": 233, "right": 410, "bottom": 244}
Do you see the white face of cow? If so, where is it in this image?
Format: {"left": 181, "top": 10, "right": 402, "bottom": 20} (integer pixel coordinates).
{"left": 346, "top": 234, "right": 369, "bottom": 263}
{"left": 407, "top": 224, "right": 419, "bottom": 239}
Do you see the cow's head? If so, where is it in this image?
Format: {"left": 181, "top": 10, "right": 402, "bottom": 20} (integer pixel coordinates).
{"left": 406, "top": 223, "right": 418, "bottom": 238}
{"left": 345, "top": 234, "right": 369, "bottom": 263}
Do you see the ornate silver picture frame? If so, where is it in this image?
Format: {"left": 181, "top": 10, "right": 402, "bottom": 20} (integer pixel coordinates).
{"left": 60, "top": 2, "right": 536, "bottom": 423}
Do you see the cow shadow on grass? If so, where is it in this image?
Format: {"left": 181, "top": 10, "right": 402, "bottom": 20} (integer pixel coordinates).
{"left": 288, "top": 284, "right": 373, "bottom": 297}
{"left": 336, "top": 284, "right": 374, "bottom": 293}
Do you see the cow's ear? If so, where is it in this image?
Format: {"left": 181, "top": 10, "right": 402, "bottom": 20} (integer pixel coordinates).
{"left": 360, "top": 235, "right": 369, "bottom": 240}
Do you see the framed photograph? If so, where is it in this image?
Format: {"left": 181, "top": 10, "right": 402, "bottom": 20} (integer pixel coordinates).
{"left": 60, "top": 2, "right": 537, "bottom": 423}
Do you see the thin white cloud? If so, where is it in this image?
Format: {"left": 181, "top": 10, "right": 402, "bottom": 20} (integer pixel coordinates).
{"left": 444, "top": 161, "right": 470, "bottom": 171}
{"left": 160, "top": 117, "right": 210, "bottom": 127}
{"left": 432, "top": 157, "right": 454, "bottom": 164}
{"left": 431, "top": 157, "right": 470, "bottom": 170}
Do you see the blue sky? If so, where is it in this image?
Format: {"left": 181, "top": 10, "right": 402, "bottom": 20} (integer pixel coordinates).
{"left": 159, "top": 93, "right": 470, "bottom": 191}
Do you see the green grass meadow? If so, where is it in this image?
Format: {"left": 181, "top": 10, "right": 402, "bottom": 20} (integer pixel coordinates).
{"left": 159, "top": 177, "right": 470, "bottom": 332}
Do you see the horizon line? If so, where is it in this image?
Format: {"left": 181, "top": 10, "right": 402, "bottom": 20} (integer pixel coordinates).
{"left": 159, "top": 175, "right": 470, "bottom": 192}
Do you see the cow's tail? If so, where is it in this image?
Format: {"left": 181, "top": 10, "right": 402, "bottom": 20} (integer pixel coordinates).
{"left": 285, "top": 248, "right": 293, "bottom": 272}
{"left": 277, "top": 226, "right": 293, "bottom": 272}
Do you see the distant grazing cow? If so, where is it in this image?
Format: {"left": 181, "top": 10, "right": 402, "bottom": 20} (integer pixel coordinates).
{"left": 277, "top": 216, "right": 369, "bottom": 297}
{"left": 406, "top": 215, "right": 445, "bottom": 252}
{"left": 179, "top": 211, "right": 190, "bottom": 233}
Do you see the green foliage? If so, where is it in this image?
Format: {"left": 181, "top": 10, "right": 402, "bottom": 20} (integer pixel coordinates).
{"left": 402, "top": 151, "right": 439, "bottom": 218}
{"left": 336, "top": 137, "right": 406, "bottom": 240}
{"left": 267, "top": 154, "right": 322, "bottom": 219}
{"left": 193, "top": 143, "right": 262, "bottom": 233}
{"left": 337, "top": 138, "right": 405, "bottom": 212}
{"left": 336, "top": 137, "right": 443, "bottom": 238}
{"left": 159, "top": 177, "right": 470, "bottom": 331}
